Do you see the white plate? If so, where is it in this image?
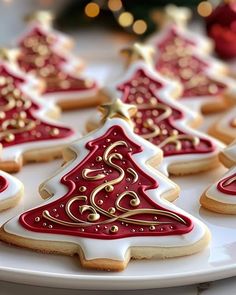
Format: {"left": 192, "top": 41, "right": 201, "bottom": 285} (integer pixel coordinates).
{"left": 0, "top": 106, "right": 235, "bottom": 290}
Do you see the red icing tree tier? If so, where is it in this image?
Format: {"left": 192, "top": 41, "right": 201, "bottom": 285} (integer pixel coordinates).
{"left": 0, "top": 64, "right": 74, "bottom": 146}
{"left": 117, "top": 68, "right": 215, "bottom": 156}
{"left": 217, "top": 173, "right": 236, "bottom": 195}
{"left": 0, "top": 175, "right": 8, "bottom": 193}
{"left": 17, "top": 27, "right": 97, "bottom": 94}
{"left": 19, "top": 125, "right": 193, "bottom": 239}
{"left": 154, "top": 27, "right": 227, "bottom": 98}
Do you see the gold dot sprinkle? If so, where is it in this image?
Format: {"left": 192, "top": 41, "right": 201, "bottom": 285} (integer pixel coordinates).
{"left": 79, "top": 186, "right": 87, "bottom": 192}
{"left": 60, "top": 80, "right": 71, "bottom": 89}
{"left": 208, "top": 84, "right": 218, "bottom": 94}
{"left": 98, "top": 199, "right": 103, "bottom": 205}
{"left": 105, "top": 185, "right": 114, "bottom": 192}
{"left": 150, "top": 97, "right": 157, "bottom": 105}
{"left": 149, "top": 225, "right": 155, "bottom": 231}
{"left": 5, "top": 133, "right": 15, "bottom": 142}
{"left": 109, "top": 225, "right": 119, "bottom": 233}
{"left": 0, "top": 76, "right": 6, "bottom": 86}
{"left": 0, "top": 111, "right": 5, "bottom": 119}
{"left": 50, "top": 128, "right": 60, "bottom": 136}
{"left": 108, "top": 207, "right": 116, "bottom": 214}
{"left": 96, "top": 156, "right": 102, "bottom": 162}
{"left": 136, "top": 97, "right": 144, "bottom": 104}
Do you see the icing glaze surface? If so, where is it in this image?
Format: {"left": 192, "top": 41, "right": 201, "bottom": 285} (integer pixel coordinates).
{"left": 116, "top": 67, "right": 215, "bottom": 157}
{"left": 153, "top": 27, "right": 227, "bottom": 99}
{"left": 0, "top": 175, "right": 8, "bottom": 193}
{"left": 217, "top": 173, "right": 236, "bottom": 196}
{"left": 17, "top": 27, "right": 98, "bottom": 96}
{"left": 0, "top": 64, "right": 74, "bottom": 148}
{"left": 3, "top": 118, "right": 207, "bottom": 261}
{"left": 20, "top": 125, "right": 192, "bottom": 239}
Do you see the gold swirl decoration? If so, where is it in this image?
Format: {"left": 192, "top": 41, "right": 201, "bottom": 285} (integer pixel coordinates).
{"left": 43, "top": 140, "right": 186, "bottom": 229}
{"left": 0, "top": 111, "right": 36, "bottom": 142}
{"left": 135, "top": 101, "right": 199, "bottom": 151}
{"left": 0, "top": 89, "right": 32, "bottom": 112}
{"left": 158, "top": 133, "right": 200, "bottom": 151}
{"left": 136, "top": 102, "right": 172, "bottom": 140}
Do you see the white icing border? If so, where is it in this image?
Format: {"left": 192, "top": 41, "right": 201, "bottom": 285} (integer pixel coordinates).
{"left": 0, "top": 170, "right": 23, "bottom": 203}
{"left": 3, "top": 118, "right": 207, "bottom": 261}
{"left": 212, "top": 107, "right": 236, "bottom": 141}
{"left": 206, "top": 166, "right": 236, "bottom": 204}
{"left": 222, "top": 140, "right": 236, "bottom": 164}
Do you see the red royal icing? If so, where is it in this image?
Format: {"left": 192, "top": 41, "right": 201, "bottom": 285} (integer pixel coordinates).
{"left": 217, "top": 173, "right": 236, "bottom": 195}
{"left": 19, "top": 125, "right": 193, "bottom": 239}
{"left": 0, "top": 176, "right": 8, "bottom": 193}
{"left": 117, "top": 68, "right": 215, "bottom": 156}
{"left": 17, "top": 27, "right": 97, "bottom": 94}
{"left": 0, "top": 65, "right": 74, "bottom": 147}
{"left": 154, "top": 27, "right": 227, "bottom": 98}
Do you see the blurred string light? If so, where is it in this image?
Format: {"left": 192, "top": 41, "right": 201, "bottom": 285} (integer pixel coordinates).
{"left": 197, "top": 0, "right": 236, "bottom": 18}
{"left": 84, "top": 0, "right": 148, "bottom": 35}
{"left": 85, "top": 2, "right": 100, "bottom": 18}
{"left": 197, "top": 1, "right": 213, "bottom": 17}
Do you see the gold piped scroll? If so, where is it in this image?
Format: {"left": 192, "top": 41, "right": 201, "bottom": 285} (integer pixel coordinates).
{"left": 42, "top": 140, "right": 187, "bottom": 229}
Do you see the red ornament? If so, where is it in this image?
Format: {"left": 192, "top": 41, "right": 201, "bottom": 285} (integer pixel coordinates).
{"left": 206, "top": 2, "right": 236, "bottom": 59}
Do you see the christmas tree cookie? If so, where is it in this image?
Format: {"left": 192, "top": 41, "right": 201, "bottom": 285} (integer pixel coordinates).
{"left": 88, "top": 44, "right": 224, "bottom": 176}
{"left": 148, "top": 6, "right": 236, "bottom": 114}
{"left": 0, "top": 99, "right": 210, "bottom": 271}
{"left": 149, "top": 4, "right": 214, "bottom": 54}
{"left": 208, "top": 106, "right": 236, "bottom": 144}
{"left": 0, "top": 49, "right": 77, "bottom": 172}
{"left": 200, "top": 141, "right": 236, "bottom": 214}
{"left": 0, "top": 170, "right": 23, "bottom": 211}
{"left": 19, "top": 11, "right": 75, "bottom": 52}
{"left": 16, "top": 11, "right": 103, "bottom": 110}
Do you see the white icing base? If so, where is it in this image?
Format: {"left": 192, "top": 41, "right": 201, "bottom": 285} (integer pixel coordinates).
{"left": 222, "top": 140, "right": 236, "bottom": 164}
{"left": 212, "top": 106, "right": 236, "bottom": 140}
{"left": 3, "top": 118, "right": 207, "bottom": 261}
{"left": 206, "top": 166, "right": 236, "bottom": 205}
{"left": 0, "top": 170, "right": 23, "bottom": 202}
